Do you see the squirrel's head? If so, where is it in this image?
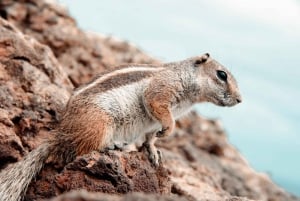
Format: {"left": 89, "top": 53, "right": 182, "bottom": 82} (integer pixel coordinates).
{"left": 193, "top": 53, "right": 242, "bottom": 107}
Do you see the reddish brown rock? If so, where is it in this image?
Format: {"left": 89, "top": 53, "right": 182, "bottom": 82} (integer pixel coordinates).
{"left": 0, "top": 1, "right": 299, "bottom": 201}
{"left": 0, "top": 0, "right": 157, "bottom": 87}
{"left": 25, "top": 150, "right": 170, "bottom": 200}
{"left": 157, "top": 113, "right": 299, "bottom": 201}
{"left": 49, "top": 191, "right": 189, "bottom": 201}
{"left": 0, "top": 18, "right": 72, "bottom": 169}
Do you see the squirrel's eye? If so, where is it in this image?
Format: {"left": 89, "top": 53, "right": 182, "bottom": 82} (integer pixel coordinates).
{"left": 217, "top": 70, "right": 227, "bottom": 82}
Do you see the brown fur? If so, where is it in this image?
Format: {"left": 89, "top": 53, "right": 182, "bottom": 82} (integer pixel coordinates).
{"left": 143, "top": 72, "right": 183, "bottom": 137}
{"left": 50, "top": 98, "right": 113, "bottom": 164}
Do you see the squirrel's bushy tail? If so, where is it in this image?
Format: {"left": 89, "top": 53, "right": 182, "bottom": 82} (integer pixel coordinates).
{"left": 0, "top": 143, "right": 51, "bottom": 201}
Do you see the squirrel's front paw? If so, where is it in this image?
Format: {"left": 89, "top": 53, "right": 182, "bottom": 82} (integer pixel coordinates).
{"left": 143, "top": 143, "right": 162, "bottom": 167}
{"left": 148, "top": 149, "right": 162, "bottom": 167}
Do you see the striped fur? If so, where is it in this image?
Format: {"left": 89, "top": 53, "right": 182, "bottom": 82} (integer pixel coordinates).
{"left": 74, "top": 66, "right": 164, "bottom": 96}
{"left": 0, "top": 53, "right": 242, "bottom": 201}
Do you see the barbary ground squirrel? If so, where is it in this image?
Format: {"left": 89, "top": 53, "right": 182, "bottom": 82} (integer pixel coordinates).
{"left": 0, "top": 53, "right": 242, "bottom": 201}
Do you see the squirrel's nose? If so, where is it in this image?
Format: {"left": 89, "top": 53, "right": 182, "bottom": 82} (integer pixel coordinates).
{"left": 235, "top": 93, "right": 242, "bottom": 104}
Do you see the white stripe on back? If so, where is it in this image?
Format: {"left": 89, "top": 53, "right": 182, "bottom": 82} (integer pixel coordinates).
{"left": 74, "top": 66, "right": 164, "bottom": 96}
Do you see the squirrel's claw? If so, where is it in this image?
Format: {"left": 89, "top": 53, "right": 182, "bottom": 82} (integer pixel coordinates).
{"left": 143, "top": 142, "right": 162, "bottom": 167}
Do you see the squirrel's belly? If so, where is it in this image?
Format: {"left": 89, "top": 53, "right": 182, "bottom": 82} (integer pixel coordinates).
{"left": 113, "top": 114, "right": 159, "bottom": 144}
{"left": 93, "top": 81, "right": 158, "bottom": 144}
{"left": 111, "top": 94, "right": 159, "bottom": 143}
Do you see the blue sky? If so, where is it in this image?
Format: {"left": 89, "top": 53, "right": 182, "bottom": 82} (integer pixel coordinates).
{"left": 59, "top": 0, "right": 300, "bottom": 195}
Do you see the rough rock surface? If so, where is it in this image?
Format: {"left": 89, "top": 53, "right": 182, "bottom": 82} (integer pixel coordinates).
{"left": 0, "top": 0, "right": 157, "bottom": 87}
{"left": 0, "top": 1, "right": 299, "bottom": 201}
{"left": 49, "top": 191, "right": 189, "bottom": 201}
{"left": 0, "top": 17, "right": 72, "bottom": 170}
{"left": 25, "top": 150, "right": 171, "bottom": 200}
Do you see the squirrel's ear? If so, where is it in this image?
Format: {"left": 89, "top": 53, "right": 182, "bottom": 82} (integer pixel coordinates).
{"left": 194, "top": 53, "right": 210, "bottom": 67}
